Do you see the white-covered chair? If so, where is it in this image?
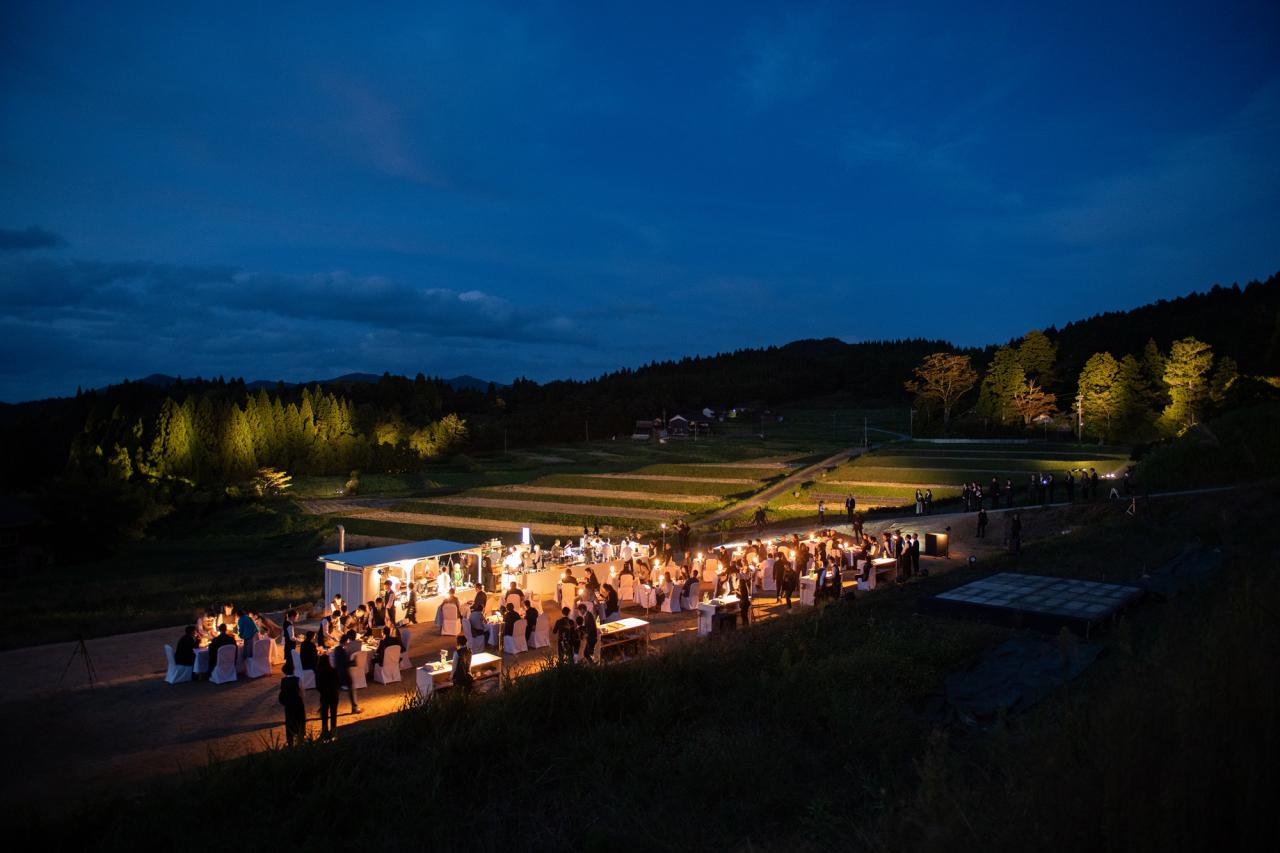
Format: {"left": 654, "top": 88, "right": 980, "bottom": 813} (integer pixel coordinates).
{"left": 398, "top": 629, "right": 413, "bottom": 670}
{"left": 373, "top": 645, "right": 401, "bottom": 684}
{"left": 439, "top": 603, "right": 461, "bottom": 636}
{"left": 163, "top": 644, "right": 193, "bottom": 684}
{"left": 505, "top": 592, "right": 524, "bottom": 610}
{"left": 209, "top": 644, "right": 238, "bottom": 684}
{"left": 682, "top": 581, "right": 701, "bottom": 610}
{"left": 291, "top": 649, "right": 316, "bottom": 690}
{"left": 531, "top": 619, "right": 550, "bottom": 649}
{"left": 268, "top": 637, "right": 285, "bottom": 666}
{"left": 513, "top": 620, "right": 528, "bottom": 653}
{"left": 349, "top": 649, "right": 368, "bottom": 689}
{"left": 619, "top": 575, "right": 635, "bottom": 602}
{"left": 244, "top": 638, "right": 273, "bottom": 678}
{"left": 461, "top": 617, "right": 486, "bottom": 653}
{"left": 661, "top": 585, "right": 681, "bottom": 613}
{"left": 857, "top": 562, "right": 876, "bottom": 592}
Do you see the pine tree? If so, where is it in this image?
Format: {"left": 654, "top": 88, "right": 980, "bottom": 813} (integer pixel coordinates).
{"left": 977, "top": 346, "right": 1026, "bottom": 426}
{"left": 1018, "top": 330, "right": 1057, "bottom": 385}
{"left": 1141, "top": 339, "right": 1168, "bottom": 410}
{"left": 220, "top": 404, "right": 257, "bottom": 480}
{"left": 1077, "top": 352, "right": 1119, "bottom": 442}
{"left": 1113, "top": 354, "right": 1155, "bottom": 439}
{"left": 1158, "top": 337, "right": 1214, "bottom": 435}
{"left": 148, "top": 397, "right": 194, "bottom": 478}
{"left": 1208, "top": 356, "right": 1239, "bottom": 407}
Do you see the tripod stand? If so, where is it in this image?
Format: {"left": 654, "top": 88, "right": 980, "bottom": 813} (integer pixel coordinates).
{"left": 60, "top": 632, "right": 98, "bottom": 691}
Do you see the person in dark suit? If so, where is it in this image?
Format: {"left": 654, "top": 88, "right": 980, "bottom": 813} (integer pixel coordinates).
{"left": 278, "top": 657, "right": 306, "bottom": 746}
{"left": 772, "top": 555, "right": 788, "bottom": 601}
{"left": 576, "top": 604, "right": 598, "bottom": 661}
{"left": 524, "top": 602, "right": 539, "bottom": 644}
{"left": 553, "top": 607, "right": 578, "bottom": 665}
{"left": 910, "top": 533, "right": 922, "bottom": 578}
{"left": 471, "top": 583, "right": 488, "bottom": 615}
{"left": 207, "top": 623, "right": 236, "bottom": 672}
{"left": 737, "top": 574, "right": 752, "bottom": 625}
{"left": 373, "top": 624, "right": 399, "bottom": 667}
{"left": 333, "top": 630, "right": 362, "bottom": 715}
{"left": 314, "top": 655, "right": 339, "bottom": 740}
{"left": 502, "top": 603, "right": 519, "bottom": 639}
{"left": 299, "top": 631, "right": 319, "bottom": 671}
{"left": 976, "top": 507, "right": 989, "bottom": 539}
{"left": 174, "top": 624, "right": 198, "bottom": 674}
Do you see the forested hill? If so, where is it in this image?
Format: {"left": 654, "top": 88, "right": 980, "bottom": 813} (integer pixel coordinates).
{"left": 1, "top": 272, "right": 1277, "bottom": 491}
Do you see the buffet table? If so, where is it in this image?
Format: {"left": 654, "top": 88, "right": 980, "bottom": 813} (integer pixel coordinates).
{"left": 415, "top": 651, "right": 502, "bottom": 698}
{"left": 696, "top": 594, "right": 741, "bottom": 636}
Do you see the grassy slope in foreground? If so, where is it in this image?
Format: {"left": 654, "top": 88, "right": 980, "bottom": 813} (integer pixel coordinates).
{"left": 33, "top": 486, "right": 1280, "bottom": 851}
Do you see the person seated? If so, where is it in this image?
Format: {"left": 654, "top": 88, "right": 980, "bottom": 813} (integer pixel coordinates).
{"left": 195, "top": 611, "right": 217, "bottom": 643}
{"left": 207, "top": 623, "right": 236, "bottom": 668}
{"left": 175, "top": 625, "right": 198, "bottom": 678}
{"left": 369, "top": 598, "right": 387, "bottom": 636}
{"left": 585, "top": 568, "right": 601, "bottom": 592}
{"left": 505, "top": 582, "right": 525, "bottom": 606}
{"left": 215, "top": 602, "right": 236, "bottom": 632}
{"left": 468, "top": 606, "right": 487, "bottom": 641}
{"left": 251, "top": 610, "right": 281, "bottom": 640}
{"left": 374, "top": 624, "right": 400, "bottom": 667}
{"left": 502, "top": 602, "right": 520, "bottom": 639}
{"left": 471, "top": 583, "right": 487, "bottom": 614}
{"left": 602, "top": 583, "right": 620, "bottom": 619}
{"left": 681, "top": 572, "right": 698, "bottom": 606}
{"left": 299, "top": 631, "right": 319, "bottom": 671}
{"left": 524, "top": 602, "right": 539, "bottom": 643}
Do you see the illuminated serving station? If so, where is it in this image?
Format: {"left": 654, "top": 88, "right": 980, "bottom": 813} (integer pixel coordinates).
{"left": 319, "top": 539, "right": 491, "bottom": 622}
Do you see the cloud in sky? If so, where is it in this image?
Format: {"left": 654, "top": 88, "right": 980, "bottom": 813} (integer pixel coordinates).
{"left": 1, "top": 2, "right": 1278, "bottom": 400}
{"left": 0, "top": 226, "right": 67, "bottom": 251}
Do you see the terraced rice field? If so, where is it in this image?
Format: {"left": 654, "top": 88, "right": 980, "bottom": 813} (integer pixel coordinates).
{"left": 325, "top": 459, "right": 775, "bottom": 541}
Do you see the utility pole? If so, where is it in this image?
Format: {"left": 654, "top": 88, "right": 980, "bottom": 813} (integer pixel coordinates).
{"left": 1075, "top": 393, "right": 1083, "bottom": 441}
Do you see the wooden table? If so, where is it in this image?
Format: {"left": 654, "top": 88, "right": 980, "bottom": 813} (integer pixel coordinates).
{"left": 599, "top": 617, "right": 650, "bottom": 656}
{"left": 415, "top": 651, "right": 502, "bottom": 697}
{"left": 696, "top": 595, "right": 741, "bottom": 636}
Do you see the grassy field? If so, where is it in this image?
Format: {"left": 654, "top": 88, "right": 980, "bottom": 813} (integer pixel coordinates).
{"left": 3, "top": 501, "right": 328, "bottom": 650}
{"left": 34, "top": 486, "right": 1278, "bottom": 849}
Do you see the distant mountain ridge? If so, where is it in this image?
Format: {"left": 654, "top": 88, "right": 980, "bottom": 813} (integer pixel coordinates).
{"left": 123, "top": 372, "right": 504, "bottom": 393}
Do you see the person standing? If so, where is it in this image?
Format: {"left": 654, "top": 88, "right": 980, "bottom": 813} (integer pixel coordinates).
{"left": 915, "top": 489, "right": 924, "bottom": 516}
{"left": 1090, "top": 468, "right": 1100, "bottom": 501}
{"left": 1047, "top": 473, "right": 1057, "bottom": 503}
{"left": 817, "top": 500, "right": 826, "bottom": 525}
{"left": 976, "top": 507, "right": 988, "bottom": 539}
{"left": 910, "top": 533, "right": 922, "bottom": 579}
{"left": 845, "top": 495, "right": 855, "bottom": 525}
{"left": 450, "top": 635, "right": 474, "bottom": 694}
{"left": 553, "top": 607, "right": 578, "bottom": 665}
{"left": 315, "top": 655, "right": 339, "bottom": 741}
{"left": 772, "top": 553, "right": 788, "bottom": 601}
{"left": 278, "top": 658, "right": 306, "bottom": 746}
{"left": 1065, "top": 471, "right": 1076, "bottom": 503}
{"left": 1004, "top": 479, "right": 1014, "bottom": 509}
{"left": 333, "top": 630, "right": 362, "bottom": 715}
{"left": 236, "top": 609, "right": 258, "bottom": 655}
{"left": 737, "top": 573, "right": 752, "bottom": 625}
{"left": 924, "top": 488, "right": 933, "bottom": 515}
{"left": 782, "top": 559, "right": 798, "bottom": 610}
{"left": 990, "top": 477, "right": 1000, "bottom": 505}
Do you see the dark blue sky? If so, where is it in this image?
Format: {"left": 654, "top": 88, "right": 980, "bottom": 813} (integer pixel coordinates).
{"left": 2, "top": 1, "right": 1278, "bottom": 401}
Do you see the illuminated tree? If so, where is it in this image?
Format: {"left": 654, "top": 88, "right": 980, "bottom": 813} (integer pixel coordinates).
{"left": 1018, "top": 329, "right": 1057, "bottom": 385}
{"left": 905, "top": 352, "right": 978, "bottom": 432}
{"left": 1077, "top": 352, "right": 1119, "bottom": 441}
{"left": 977, "top": 346, "right": 1026, "bottom": 426}
{"left": 1158, "top": 337, "right": 1214, "bottom": 435}
{"left": 1011, "top": 380, "right": 1058, "bottom": 426}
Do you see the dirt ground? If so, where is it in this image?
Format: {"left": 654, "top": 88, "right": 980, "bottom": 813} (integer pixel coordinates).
{"left": 0, "top": 504, "right": 1067, "bottom": 812}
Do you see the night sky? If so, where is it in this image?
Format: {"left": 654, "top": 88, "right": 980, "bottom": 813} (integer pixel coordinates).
{"left": 2, "top": 2, "right": 1278, "bottom": 402}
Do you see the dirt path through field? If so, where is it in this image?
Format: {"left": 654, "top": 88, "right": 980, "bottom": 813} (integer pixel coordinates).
{"left": 699, "top": 447, "right": 864, "bottom": 528}
{"left": 482, "top": 485, "right": 718, "bottom": 503}
{"left": 417, "top": 496, "right": 688, "bottom": 521}
{"left": 585, "top": 473, "right": 758, "bottom": 485}
{"left": 346, "top": 509, "right": 588, "bottom": 537}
